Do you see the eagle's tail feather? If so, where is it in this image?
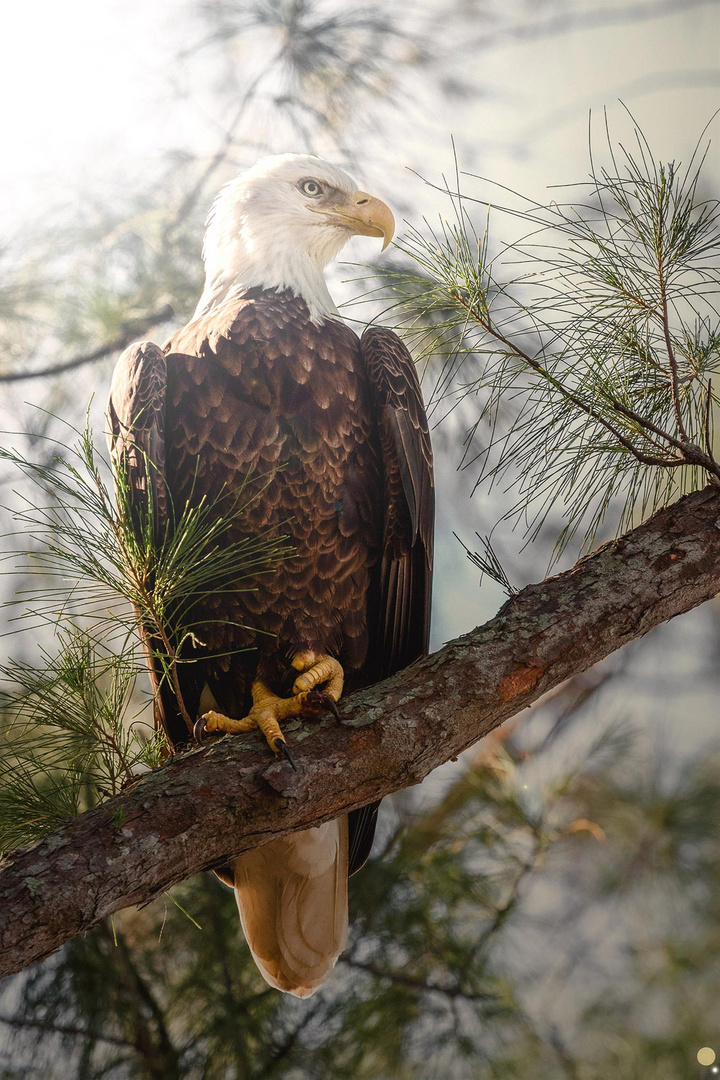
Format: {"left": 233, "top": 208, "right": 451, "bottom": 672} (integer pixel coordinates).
{"left": 231, "top": 817, "right": 348, "bottom": 997}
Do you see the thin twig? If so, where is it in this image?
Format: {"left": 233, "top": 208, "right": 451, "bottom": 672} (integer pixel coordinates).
{"left": 460, "top": 828, "right": 544, "bottom": 982}
{"left": 611, "top": 397, "right": 720, "bottom": 474}
{"left": 456, "top": 295, "right": 688, "bottom": 470}
{"left": 164, "top": 53, "right": 283, "bottom": 242}
{"left": 454, "top": 292, "right": 720, "bottom": 480}
{"left": 96, "top": 469, "right": 195, "bottom": 736}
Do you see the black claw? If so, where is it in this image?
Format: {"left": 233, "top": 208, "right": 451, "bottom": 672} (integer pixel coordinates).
{"left": 193, "top": 717, "right": 208, "bottom": 745}
{"left": 304, "top": 688, "right": 324, "bottom": 713}
{"left": 322, "top": 694, "right": 341, "bottom": 723}
{"left": 274, "top": 738, "right": 297, "bottom": 771}
{"left": 303, "top": 688, "right": 341, "bottom": 723}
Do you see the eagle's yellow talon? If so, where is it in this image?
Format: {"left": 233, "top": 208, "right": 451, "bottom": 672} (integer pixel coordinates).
{"left": 251, "top": 704, "right": 286, "bottom": 751}
{"left": 291, "top": 650, "right": 317, "bottom": 672}
{"left": 291, "top": 652, "right": 344, "bottom": 701}
{"left": 203, "top": 680, "right": 313, "bottom": 756}
{"left": 200, "top": 663, "right": 344, "bottom": 757}
{"left": 201, "top": 710, "right": 256, "bottom": 734}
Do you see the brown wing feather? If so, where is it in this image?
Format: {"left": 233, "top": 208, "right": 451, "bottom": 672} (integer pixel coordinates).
{"left": 349, "top": 327, "right": 434, "bottom": 876}
{"left": 107, "top": 341, "right": 169, "bottom": 542}
{"left": 107, "top": 341, "right": 201, "bottom": 749}
{"left": 361, "top": 326, "right": 434, "bottom": 677}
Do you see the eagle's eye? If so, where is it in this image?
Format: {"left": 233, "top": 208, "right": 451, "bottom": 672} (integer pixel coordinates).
{"left": 300, "top": 179, "right": 323, "bottom": 197}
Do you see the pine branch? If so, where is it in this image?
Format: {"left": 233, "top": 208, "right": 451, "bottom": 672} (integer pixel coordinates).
{"left": 1, "top": 483, "right": 719, "bottom": 979}
{"left": 0, "top": 1013, "right": 139, "bottom": 1051}
{"left": 0, "top": 419, "right": 293, "bottom": 851}
{"left": 340, "top": 958, "right": 495, "bottom": 1002}
{"left": 383, "top": 118, "right": 720, "bottom": 558}
{"left": 0, "top": 305, "right": 174, "bottom": 383}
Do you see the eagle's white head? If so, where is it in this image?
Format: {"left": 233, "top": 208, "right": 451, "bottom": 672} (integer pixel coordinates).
{"left": 195, "top": 154, "right": 395, "bottom": 323}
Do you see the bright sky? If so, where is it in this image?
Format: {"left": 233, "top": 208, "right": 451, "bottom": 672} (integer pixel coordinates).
{"left": 2, "top": 0, "right": 718, "bottom": 216}
{"left": 0, "top": 1, "right": 180, "bottom": 219}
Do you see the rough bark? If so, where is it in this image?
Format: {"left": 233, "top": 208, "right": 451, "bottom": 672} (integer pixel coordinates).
{"left": 1, "top": 485, "right": 719, "bottom": 979}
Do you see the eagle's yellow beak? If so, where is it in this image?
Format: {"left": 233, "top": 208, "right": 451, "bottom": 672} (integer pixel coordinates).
{"left": 321, "top": 191, "right": 395, "bottom": 250}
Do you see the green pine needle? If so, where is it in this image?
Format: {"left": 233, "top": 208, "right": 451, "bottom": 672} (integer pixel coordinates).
{"left": 0, "top": 411, "right": 293, "bottom": 856}
{"left": 378, "top": 114, "right": 720, "bottom": 562}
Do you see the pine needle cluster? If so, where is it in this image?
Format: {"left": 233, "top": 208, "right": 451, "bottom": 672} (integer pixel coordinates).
{"left": 382, "top": 115, "right": 720, "bottom": 561}
{"left": 0, "top": 414, "right": 291, "bottom": 855}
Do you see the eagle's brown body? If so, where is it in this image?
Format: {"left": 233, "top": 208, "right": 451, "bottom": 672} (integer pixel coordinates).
{"left": 166, "top": 288, "right": 383, "bottom": 696}
{"left": 109, "top": 284, "right": 433, "bottom": 995}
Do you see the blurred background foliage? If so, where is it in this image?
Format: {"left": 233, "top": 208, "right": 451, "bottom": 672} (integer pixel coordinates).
{"left": 1, "top": 0, "right": 719, "bottom": 1076}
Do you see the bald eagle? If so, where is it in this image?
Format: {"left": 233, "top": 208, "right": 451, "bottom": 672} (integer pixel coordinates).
{"left": 108, "top": 155, "right": 434, "bottom": 996}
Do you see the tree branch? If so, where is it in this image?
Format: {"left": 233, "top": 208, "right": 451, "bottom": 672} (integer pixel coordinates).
{"left": 340, "top": 958, "right": 495, "bottom": 1002}
{"left": 1, "top": 485, "right": 720, "bottom": 979}
{"left": 464, "top": 297, "right": 718, "bottom": 477}
{"left": 0, "top": 305, "right": 175, "bottom": 383}
{"left": 471, "top": 0, "right": 719, "bottom": 51}
{"left": 0, "top": 1013, "right": 138, "bottom": 1051}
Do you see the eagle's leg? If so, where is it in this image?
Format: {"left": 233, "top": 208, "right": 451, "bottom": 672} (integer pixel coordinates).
{"left": 199, "top": 677, "right": 329, "bottom": 757}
